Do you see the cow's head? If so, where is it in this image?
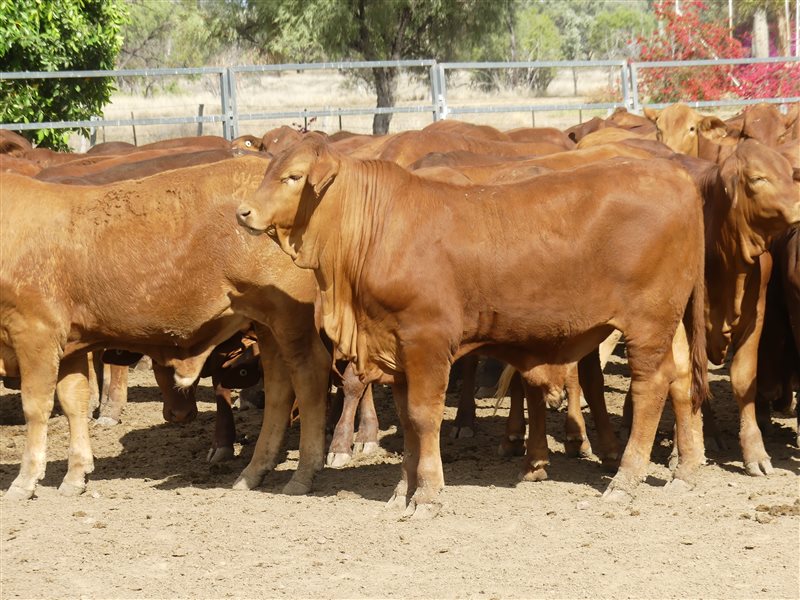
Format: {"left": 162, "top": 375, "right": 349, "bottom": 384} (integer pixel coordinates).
{"left": 740, "top": 103, "right": 786, "bottom": 147}
{"left": 236, "top": 134, "right": 339, "bottom": 268}
{"left": 721, "top": 139, "right": 800, "bottom": 247}
{"left": 644, "top": 103, "right": 728, "bottom": 156}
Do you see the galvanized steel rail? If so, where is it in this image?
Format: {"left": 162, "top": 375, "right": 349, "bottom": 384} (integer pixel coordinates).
{"left": 1, "top": 57, "right": 798, "bottom": 141}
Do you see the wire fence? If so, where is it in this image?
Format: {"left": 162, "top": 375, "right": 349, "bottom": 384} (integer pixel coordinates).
{"left": 1, "top": 57, "right": 798, "bottom": 144}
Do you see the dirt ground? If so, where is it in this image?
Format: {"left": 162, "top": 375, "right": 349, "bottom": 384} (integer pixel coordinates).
{"left": 1, "top": 351, "right": 798, "bottom": 599}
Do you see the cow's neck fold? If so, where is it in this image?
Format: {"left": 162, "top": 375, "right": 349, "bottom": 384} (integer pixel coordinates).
{"left": 314, "top": 159, "right": 396, "bottom": 374}
{"left": 704, "top": 176, "right": 770, "bottom": 362}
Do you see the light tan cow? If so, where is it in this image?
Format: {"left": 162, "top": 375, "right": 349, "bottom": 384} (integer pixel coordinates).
{"left": 0, "top": 156, "right": 330, "bottom": 500}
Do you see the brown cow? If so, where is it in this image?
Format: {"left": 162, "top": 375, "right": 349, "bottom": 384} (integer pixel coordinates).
{"left": 505, "top": 126, "right": 576, "bottom": 150}
{"left": 422, "top": 119, "right": 512, "bottom": 142}
{"left": 237, "top": 137, "right": 708, "bottom": 515}
{"left": 756, "top": 226, "right": 800, "bottom": 445}
{"left": 674, "top": 140, "right": 800, "bottom": 475}
{"left": 0, "top": 156, "right": 330, "bottom": 500}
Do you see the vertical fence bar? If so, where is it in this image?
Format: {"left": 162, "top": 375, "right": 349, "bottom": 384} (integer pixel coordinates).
{"left": 620, "top": 62, "right": 631, "bottom": 111}
{"left": 220, "top": 70, "right": 231, "bottom": 140}
{"left": 130, "top": 111, "right": 137, "bottom": 145}
{"left": 228, "top": 69, "right": 239, "bottom": 139}
{"left": 429, "top": 63, "right": 442, "bottom": 122}
{"left": 630, "top": 64, "right": 641, "bottom": 113}
{"left": 197, "top": 104, "right": 204, "bottom": 136}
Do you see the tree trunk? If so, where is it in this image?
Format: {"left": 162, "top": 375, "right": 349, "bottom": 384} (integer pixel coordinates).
{"left": 372, "top": 67, "right": 397, "bottom": 135}
{"left": 752, "top": 7, "right": 770, "bottom": 57}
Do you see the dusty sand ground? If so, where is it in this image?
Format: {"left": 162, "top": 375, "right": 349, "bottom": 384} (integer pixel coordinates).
{"left": 1, "top": 351, "right": 798, "bottom": 599}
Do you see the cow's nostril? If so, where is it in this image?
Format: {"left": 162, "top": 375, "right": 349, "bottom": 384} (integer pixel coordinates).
{"left": 237, "top": 206, "right": 252, "bottom": 220}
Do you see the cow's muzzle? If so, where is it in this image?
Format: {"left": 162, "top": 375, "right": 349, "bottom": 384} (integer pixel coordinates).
{"left": 235, "top": 204, "right": 264, "bottom": 235}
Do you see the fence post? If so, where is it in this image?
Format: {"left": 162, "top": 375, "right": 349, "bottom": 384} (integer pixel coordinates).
{"left": 89, "top": 115, "right": 98, "bottom": 147}
{"left": 430, "top": 62, "right": 448, "bottom": 121}
{"left": 130, "top": 111, "right": 137, "bottom": 146}
{"left": 630, "top": 64, "right": 641, "bottom": 113}
{"left": 620, "top": 62, "right": 632, "bottom": 111}
{"left": 221, "top": 69, "right": 238, "bottom": 140}
{"left": 197, "top": 104, "right": 204, "bottom": 136}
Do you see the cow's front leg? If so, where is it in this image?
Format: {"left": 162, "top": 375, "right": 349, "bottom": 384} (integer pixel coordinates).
{"left": 387, "top": 381, "right": 414, "bottom": 511}
{"left": 518, "top": 382, "right": 548, "bottom": 481}
{"left": 55, "top": 353, "right": 95, "bottom": 496}
{"left": 449, "top": 354, "right": 478, "bottom": 438}
{"left": 353, "top": 383, "right": 379, "bottom": 455}
{"left": 327, "top": 362, "right": 367, "bottom": 467}
{"left": 400, "top": 347, "right": 448, "bottom": 519}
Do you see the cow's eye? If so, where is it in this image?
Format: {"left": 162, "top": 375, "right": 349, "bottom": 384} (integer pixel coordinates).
{"left": 282, "top": 174, "right": 302, "bottom": 183}
{"left": 245, "top": 140, "right": 252, "bottom": 147}
{"left": 689, "top": 126, "right": 696, "bottom": 133}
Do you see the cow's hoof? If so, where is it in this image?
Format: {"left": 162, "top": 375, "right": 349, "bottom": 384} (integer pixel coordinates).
{"left": 667, "top": 451, "right": 679, "bottom": 472}
{"left": 58, "top": 481, "right": 86, "bottom": 497}
{"left": 497, "top": 437, "right": 525, "bottom": 458}
{"left": 4, "top": 485, "right": 34, "bottom": 501}
{"left": 745, "top": 459, "right": 774, "bottom": 477}
{"left": 448, "top": 425, "right": 474, "bottom": 439}
{"left": 386, "top": 492, "right": 408, "bottom": 511}
{"left": 599, "top": 453, "right": 621, "bottom": 472}
{"left": 564, "top": 436, "right": 592, "bottom": 458}
{"left": 601, "top": 474, "right": 636, "bottom": 503}
{"left": 232, "top": 470, "right": 262, "bottom": 491}
{"left": 95, "top": 416, "right": 120, "bottom": 427}
{"left": 282, "top": 478, "right": 311, "bottom": 496}
{"left": 353, "top": 441, "right": 379, "bottom": 455}
{"left": 663, "top": 478, "right": 693, "bottom": 494}
{"left": 206, "top": 446, "right": 235, "bottom": 464}
{"left": 519, "top": 466, "right": 548, "bottom": 482}
{"left": 325, "top": 452, "right": 352, "bottom": 468}
{"left": 401, "top": 498, "right": 442, "bottom": 520}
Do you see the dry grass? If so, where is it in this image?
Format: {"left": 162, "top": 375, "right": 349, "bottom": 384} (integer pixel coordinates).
{"left": 75, "top": 66, "right": 627, "bottom": 147}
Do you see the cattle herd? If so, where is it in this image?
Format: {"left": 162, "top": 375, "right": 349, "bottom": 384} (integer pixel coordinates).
{"left": 0, "top": 101, "right": 798, "bottom": 520}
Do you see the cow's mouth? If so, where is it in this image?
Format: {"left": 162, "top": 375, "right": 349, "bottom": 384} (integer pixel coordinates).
{"left": 265, "top": 225, "right": 278, "bottom": 240}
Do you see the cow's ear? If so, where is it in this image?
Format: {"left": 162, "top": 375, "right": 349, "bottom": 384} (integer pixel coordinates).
{"left": 308, "top": 145, "right": 339, "bottom": 196}
{"left": 793, "top": 167, "right": 800, "bottom": 182}
{"left": 643, "top": 106, "right": 660, "bottom": 122}
{"left": 784, "top": 104, "right": 799, "bottom": 129}
{"left": 721, "top": 156, "right": 741, "bottom": 209}
{"left": 699, "top": 116, "right": 729, "bottom": 141}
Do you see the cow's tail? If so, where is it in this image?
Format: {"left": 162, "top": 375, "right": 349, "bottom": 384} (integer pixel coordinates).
{"left": 494, "top": 364, "right": 517, "bottom": 401}
{"left": 684, "top": 265, "right": 710, "bottom": 412}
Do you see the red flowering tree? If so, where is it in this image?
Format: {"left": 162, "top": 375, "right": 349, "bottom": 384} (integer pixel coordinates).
{"left": 638, "top": 0, "right": 746, "bottom": 102}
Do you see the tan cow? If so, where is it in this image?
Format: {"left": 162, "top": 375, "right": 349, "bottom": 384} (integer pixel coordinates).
{"left": 237, "top": 137, "right": 708, "bottom": 515}
{"left": 644, "top": 102, "right": 730, "bottom": 157}
{"left": 0, "top": 156, "right": 330, "bottom": 500}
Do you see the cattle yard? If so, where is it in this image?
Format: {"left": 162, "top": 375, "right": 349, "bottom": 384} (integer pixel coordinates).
{"left": 1, "top": 354, "right": 798, "bottom": 598}
{"left": 1, "top": 91, "right": 800, "bottom": 599}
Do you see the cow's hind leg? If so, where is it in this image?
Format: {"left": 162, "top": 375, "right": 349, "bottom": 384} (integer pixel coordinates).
{"left": 603, "top": 349, "right": 671, "bottom": 503}
{"left": 353, "top": 383, "right": 379, "bottom": 455}
{"left": 450, "top": 354, "right": 479, "bottom": 438}
{"left": 497, "top": 372, "right": 526, "bottom": 457}
{"left": 518, "top": 382, "right": 548, "bottom": 482}
{"left": 55, "top": 353, "right": 95, "bottom": 496}
{"left": 233, "top": 333, "right": 294, "bottom": 491}
{"left": 207, "top": 376, "right": 235, "bottom": 464}
{"left": 7, "top": 332, "right": 61, "bottom": 500}
{"left": 578, "top": 350, "right": 621, "bottom": 470}
{"left": 96, "top": 365, "right": 128, "bottom": 426}
{"left": 387, "top": 381, "right": 414, "bottom": 511}
{"left": 327, "top": 362, "right": 366, "bottom": 467}
{"left": 563, "top": 365, "right": 591, "bottom": 458}
{"left": 666, "top": 323, "right": 705, "bottom": 491}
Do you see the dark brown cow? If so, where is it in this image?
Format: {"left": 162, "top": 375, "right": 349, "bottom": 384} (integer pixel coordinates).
{"left": 35, "top": 148, "right": 239, "bottom": 185}
{"left": 0, "top": 130, "right": 33, "bottom": 156}
{"left": 0, "top": 156, "right": 330, "bottom": 500}
{"left": 375, "top": 130, "right": 567, "bottom": 167}
{"left": 237, "top": 137, "right": 708, "bottom": 515}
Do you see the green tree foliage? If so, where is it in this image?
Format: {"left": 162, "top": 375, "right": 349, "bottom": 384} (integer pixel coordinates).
{"left": 214, "top": 0, "right": 508, "bottom": 134}
{"left": 0, "top": 0, "right": 127, "bottom": 149}
{"left": 117, "top": 0, "right": 227, "bottom": 95}
{"left": 472, "top": 3, "right": 562, "bottom": 94}
{"left": 589, "top": 6, "right": 656, "bottom": 59}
